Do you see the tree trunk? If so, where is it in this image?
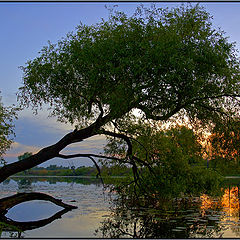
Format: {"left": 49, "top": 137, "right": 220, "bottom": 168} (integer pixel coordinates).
{"left": 0, "top": 119, "right": 104, "bottom": 183}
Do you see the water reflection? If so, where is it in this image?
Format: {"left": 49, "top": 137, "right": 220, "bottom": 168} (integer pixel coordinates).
{"left": 200, "top": 186, "right": 240, "bottom": 216}
{"left": 12, "top": 176, "right": 102, "bottom": 187}
{"left": 0, "top": 192, "right": 77, "bottom": 238}
{"left": 17, "top": 178, "right": 33, "bottom": 192}
{"left": 96, "top": 186, "right": 240, "bottom": 238}
{"left": 96, "top": 200, "right": 226, "bottom": 238}
{"left": 0, "top": 208, "right": 72, "bottom": 238}
{"left": 2, "top": 177, "right": 240, "bottom": 238}
{"left": 0, "top": 177, "right": 111, "bottom": 238}
{"left": 200, "top": 186, "right": 240, "bottom": 237}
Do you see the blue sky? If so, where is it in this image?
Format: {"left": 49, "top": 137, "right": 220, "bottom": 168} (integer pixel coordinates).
{"left": 1, "top": 2, "right": 240, "bottom": 167}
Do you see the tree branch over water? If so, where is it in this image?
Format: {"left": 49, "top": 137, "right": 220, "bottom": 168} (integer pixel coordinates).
{"left": 1, "top": 4, "right": 240, "bottom": 184}
{"left": 0, "top": 192, "right": 77, "bottom": 234}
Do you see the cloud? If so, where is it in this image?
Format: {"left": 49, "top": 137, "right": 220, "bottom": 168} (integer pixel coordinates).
{"left": 13, "top": 113, "right": 72, "bottom": 147}
{"left": 3, "top": 140, "right": 103, "bottom": 167}
{"left": 2, "top": 104, "right": 110, "bottom": 167}
{"left": 4, "top": 112, "right": 108, "bottom": 167}
{"left": 3, "top": 141, "right": 40, "bottom": 158}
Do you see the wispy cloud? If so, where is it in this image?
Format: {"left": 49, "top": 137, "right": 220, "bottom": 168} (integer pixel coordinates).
{"left": 3, "top": 141, "right": 40, "bottom": 158}
{"left": 4, "top": 107, "right": 107, "bottom": 167}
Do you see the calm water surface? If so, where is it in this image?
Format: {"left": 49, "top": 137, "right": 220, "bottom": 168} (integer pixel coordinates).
{"left": 1, "top": 177, "right": 240, "bottom": 238}
{"left": 0, "top": 177, "right": 112, "bottom": 238}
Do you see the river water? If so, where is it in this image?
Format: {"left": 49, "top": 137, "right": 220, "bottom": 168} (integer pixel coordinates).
{"left": 1, "top": 176, "right": 240, "bottom": 238}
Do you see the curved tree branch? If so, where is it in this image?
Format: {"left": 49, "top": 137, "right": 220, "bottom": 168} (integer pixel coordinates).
{"left": 58, "top": 152, "right": 126, "bottom": 185}
{"left": 0, "top": 192, "right": 77, "bottom": 215}
{"left": 57, "top": 152, "right": 132, "bottom": 186}
{"left": 138, "top": 103, "right": 183, "bottom": 121}
{"left": 0, "top": 111, "right": 114, "bottom": 183}
{"left": 111, "top": 120, "right": 150, "bottom": 162}
{"left": 98, "top": 129, "right": 156, "bottom": 185}
{"left": 57, "top": 153, "right": 129, "bottom": 164}
{"left": 138, "top": 93, "right": 240, "bottom": 121}
{"left": 99, "top": 129, "right": 133, "bottom": 157}
{"left": 0, "top": 192, "right": 76, "bottom": 233}
{"left": 0, "top": 208, "right": 70, "bottom": 233}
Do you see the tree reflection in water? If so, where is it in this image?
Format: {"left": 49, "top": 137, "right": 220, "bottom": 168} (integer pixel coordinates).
{"left": 200, "top": 186, "right": 240, "bottom": 237}
{"left": 0, "top": 192, "right": 77, "bottom": 238}
{"left": 17, "top": 178, "right": 33, "bottom": 192}
{"left": 96, "top": 186, "right": 240, "bottom": 238}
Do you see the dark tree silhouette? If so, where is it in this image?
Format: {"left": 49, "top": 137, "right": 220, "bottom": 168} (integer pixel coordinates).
{"left": 0, "top": 4, "right": 240, "bottom": 183}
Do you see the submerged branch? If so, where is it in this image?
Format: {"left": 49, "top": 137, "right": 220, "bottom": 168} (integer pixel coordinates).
{"left": 0, "top": 192, "right": 77, "bottom": 233}
{"left": 0, "top": 192, "right": 77, "bottom": 215}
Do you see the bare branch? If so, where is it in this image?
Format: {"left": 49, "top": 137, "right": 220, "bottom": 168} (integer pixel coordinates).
{"left": 57, "top": 153, "right": 129, "bottom": 164}
{"left": 138, "top": 93, "right": 240, "bottom": 121}
{"left": 58, "top": 153, "right": 106, "bottom": 185}
{"left": 99, "top": 129, "right": 157, "bottom": 181}
{"left": 196, "top": 103, "right": 230, "bottom": 117}
{"left": 138, "top": 103, "right": 183, "bottom": 121}
{"left": 87, "top": 156, "right": 104, "bottom": 185}
{"left": 99, "top": 129, "right": 133, "bottom": 157}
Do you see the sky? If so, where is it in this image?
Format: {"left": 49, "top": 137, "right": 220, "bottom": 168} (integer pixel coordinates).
{"left": 1, "top": 2, "right": 240, "bottom": 167}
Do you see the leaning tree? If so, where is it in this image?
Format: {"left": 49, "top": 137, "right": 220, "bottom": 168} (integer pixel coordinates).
{"left": 0, "top": 4, "right": 240, "bottom": 183}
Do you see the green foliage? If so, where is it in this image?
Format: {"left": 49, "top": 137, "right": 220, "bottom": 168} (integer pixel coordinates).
{"left": 14, "top": 164, "right": 132, "bottom": 177}
{"left": 139, "top": 124, "right": 203, "bottom": 165}
{"left": 17, "top": 152, "right": 33, "bottom": 161}
{"left": 0, "top": 94, "right": 18, "bottom": 166}
{"left": 186, "top": 166, "right": 223, "bottom": 195}
{"left": 100, "top": 164, "right": 132, "bottom": 177}
{"left": 104, "top": 123, "right": 204, "bottom": 167}
{"left": 105, "top": 124, "right": 223, "bottom": 199}
{"left": 18, "top": 4, "right": 240, "bottom": 128}
{"left": 45, "top": 164, "right": 68, "bottom": 170}
{"left": 17, "top": 152, "right": 33, "bottom": 174}
{"left": 117, "top": 164, "right": 223, "bottom": 202}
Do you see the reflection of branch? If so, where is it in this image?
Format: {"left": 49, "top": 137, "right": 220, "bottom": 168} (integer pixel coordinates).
{"left": 0, "top": 192, "right": 77, "bottom": 233}
{"left": 0, "top": 192, "right": 77, "bottom": 215}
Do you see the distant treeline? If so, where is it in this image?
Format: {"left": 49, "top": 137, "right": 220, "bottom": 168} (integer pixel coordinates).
{"left": 14, "top": 164, "right": 132, "bottom": 177}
